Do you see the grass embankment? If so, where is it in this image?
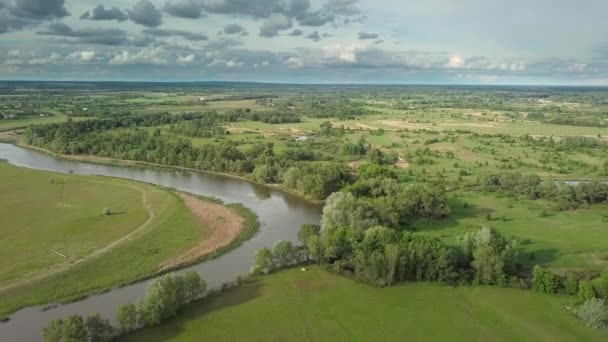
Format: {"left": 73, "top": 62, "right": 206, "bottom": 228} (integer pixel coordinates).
{"left": 120, "top": 267, "right": 608, "bottom": 342}
{"left": 0, "top": 163, "right": 258, "bottom": 316}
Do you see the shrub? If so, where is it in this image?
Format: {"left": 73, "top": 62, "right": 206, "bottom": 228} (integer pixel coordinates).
{"left": 574, "top": 298, "right": 608, "bottom": 329}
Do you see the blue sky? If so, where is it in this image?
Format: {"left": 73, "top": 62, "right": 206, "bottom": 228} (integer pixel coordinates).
{"left": 0, "top": 0, "right": 607, "bottom": 84}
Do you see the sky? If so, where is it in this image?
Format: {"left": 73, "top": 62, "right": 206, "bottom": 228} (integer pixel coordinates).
{"left": 0, "top": 0, "right": 607, "bottom": 84}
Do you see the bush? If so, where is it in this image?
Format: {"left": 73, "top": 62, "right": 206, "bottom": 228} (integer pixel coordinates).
{"left": 574, "top": 298, "right": 608, "bottom": 329}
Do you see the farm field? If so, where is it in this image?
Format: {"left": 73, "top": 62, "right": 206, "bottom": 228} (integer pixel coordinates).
{"left": 120, "top": 267, "right": 608, "bottom": 342}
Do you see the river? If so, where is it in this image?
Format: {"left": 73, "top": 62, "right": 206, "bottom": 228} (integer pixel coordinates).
{"left": 0, "top": 143, "right": 322, "bottom": 342}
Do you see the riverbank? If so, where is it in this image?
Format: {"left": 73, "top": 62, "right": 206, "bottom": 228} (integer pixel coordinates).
{"left": 0, "top": 162, "right": 260, "bottom": 317}
{"left": 13, "top": 139, "right": 325, "bottom": 205}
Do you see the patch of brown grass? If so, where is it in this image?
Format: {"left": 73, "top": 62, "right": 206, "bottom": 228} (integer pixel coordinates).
{"left": 158, "top": 194, "right": 244, "bottom": 271}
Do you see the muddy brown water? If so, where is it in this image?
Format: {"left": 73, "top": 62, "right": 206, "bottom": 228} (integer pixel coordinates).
{"left": 0, "top": 143, "right": 322, "bottom": 342}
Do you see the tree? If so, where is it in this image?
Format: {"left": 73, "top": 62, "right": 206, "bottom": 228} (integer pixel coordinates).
{"left": 272, "top": 240, "right": 296, "bottom": 268}
{"left": 579, "top": 280, "right": 596, "bottom": 301}
{"left": 116, "top": 303, "right": 138, "bottom": 334}
{"left": 43, "top": 315, "right": 87, "bottom": 342}
{"left": 306, "top": 235, "right": 324, "bottom": 265}
{"left": 320, "top": 192, "right": 378, "bottom": 233}
{"left": 254, "top": 247, "right": 274, "bottom": 274}
{"left": 85, "top": 313, "right": 113, "bottom": 342}
{"left": 463, "top": 227, "right": 519, "bottom": 286}
{"left": 564, "top": 273, "right": 579, "bottom": 295}
{"left": 184, "top": 271, "right": 207, "bottom": 302}
{"left": 298, "top": 224, "right": 320, "bottom": 260}
{"left": 137, "top": 274, "right": 185, "bottom": 327}
{"left": 43, "top": 319, "right": 65, "bottom": 342}
{"left": 298, "top": 224, "right": 321, "bottom": 246}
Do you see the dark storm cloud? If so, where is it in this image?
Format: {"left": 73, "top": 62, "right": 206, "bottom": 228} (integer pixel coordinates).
{"left": 306, "top": 30, "right": 320, "bottom": 41}
{"left": 201, "top": 0, "right": 277, "bottom": 18}
{"left": 289, "top": 29, "right": 303, "bottom": 36}
{"left": 358, "top": 32, "right": 378, "bottom": 40}
{"left": 37, "top": 22, "right": 129, "bottom": 46}
{"left": 223, "top": 23, "right": 245, "bottom": 35}
{"left": 164, "top": 0, "right": 204, "bottom": 19}
{"left": 200, "top": 0, "right": 359, "bottom": 27}
{"left": 0, "top": 12, "right": 31, "bottom": 33}
{"left": 143, "top": 28, "right": 208, "bottom": 41}
{"left": 80, "top": 5, "right": 128, "bottom": 21}
{"left": 9, "top": 0, "right": 69, "bottom": 20}
{"left": 128, "top": 0, "right": 162, "bottom": 27}
{"left": 259, "top": 14, "right": 292, "bottom": 37}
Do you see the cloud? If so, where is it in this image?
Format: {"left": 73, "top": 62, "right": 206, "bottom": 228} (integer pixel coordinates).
{"left": 201, "top": 0, "right": 276, "bottom": 18}
{"left": 143, "top": 28, "right": 208, "bottom": 41}
{"left": 289, "top": 29, "right": 303, "bottom": 36}
{"left": 128, "top": 0, "right": 162, "bottom": 27}
{"left": 9, "top": 0, "right": 69, "bottom": 19}
{"left": 259, "top": 14, "right": 292, "bottom": 37}
{"left": 223, "top": 23, "right": 246, "bottom": 35}
{"left": 37, "top": 22, "right": 129, "bottom": 46}
{"left": 110, "top": 47, "right": 168, "bottom": 65}
{"left": 205, "top": 37, "right": 243, "bottom": 50}
{"left": 164, "top": 0, "right": 204, "bottom": 19}
{"left": 80, "top": 5, "right": 128, "bottom": 22}
{"left": 177, "top": 54, "right": 196, "bottom": 64}
{"left": 358, "top": 32, "right": 378, "bottom": 40}
{"left": 67, "top": 50, "right": 96, "bottom": 62}
{"left": 306, "top": 30, "right": 320, "bottom": 41}
{"left": 0, "top": 11, "right": 32, "bottom": 33}
{"left": 199, "top": 0, "right": 360, "bottom": 27}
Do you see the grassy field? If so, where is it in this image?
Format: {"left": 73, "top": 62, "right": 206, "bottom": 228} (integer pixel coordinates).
{"left": 0, "top": 163, "right": 211, "bottom": 316}
{"left": 416, "top": 193, "right": 608, "bottom": 272}
{"left": 120, "top": 267, "right": 608, "bottom": 342}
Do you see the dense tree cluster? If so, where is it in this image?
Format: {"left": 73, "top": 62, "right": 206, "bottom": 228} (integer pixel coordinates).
{"left": 281, "top": 222, "right": 522, "bottom": 288}
{"left": 24, "top": 120, "right": 353, "bottom": 200}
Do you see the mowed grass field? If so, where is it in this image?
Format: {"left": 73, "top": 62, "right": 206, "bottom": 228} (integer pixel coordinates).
{"left": 120, "top": 267, "right": 608, "bottom": 342}
{"left": 0, "top": 163, "right": 210, "bottom": 316}
{"left": 0, "top": 162, "right": 148, "bottom": 285}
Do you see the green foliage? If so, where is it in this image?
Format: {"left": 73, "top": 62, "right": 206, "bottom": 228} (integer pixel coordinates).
{"left": 459, "top": 227, "right": 519, "bottom": 286}
{"left": 116, "top": 304, "right": 138, "bottom": 334}
{"left": 272, "top": 241, "right": 296, "bottom": 268}
{"left": 574, "top": 298, "right": 608, "bottom": 329}
{"left": 84, "top": 313, "right": 113, "bottom": 342}
{"left": 565, "top": 273, "right": 579, "bottom": 295}
{"left": 579, "top": 281, "right": 596, "bottom": 301}
{"left": 183, "top": 271, "right": 206, "bottom": 302}
{"left": 532, "top": 265, "right": 559, "bottom": 294}
{"left": 137, "top": 274, "right": 186, "bottom": 327}
{"left": 254, "top": 247, "right": 274, "bottom": 274}
{"left": 43, "top": 315, "right": 87, "bottom": 342}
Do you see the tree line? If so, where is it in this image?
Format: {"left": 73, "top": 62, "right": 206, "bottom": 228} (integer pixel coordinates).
{"left": 43, "top": 271, "right": 206, "bottom": 342}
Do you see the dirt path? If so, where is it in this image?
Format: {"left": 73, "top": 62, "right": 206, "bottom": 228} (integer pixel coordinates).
{"left": 0, "top": 180, "right": 155, "bottom": 292}
{"left": 158, "top": 194, "right": 244, "bottom": 271}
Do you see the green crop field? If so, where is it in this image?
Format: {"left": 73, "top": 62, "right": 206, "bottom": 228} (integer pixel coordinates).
{"left": 120, "top": 267, "right": 608, "bottom": 342}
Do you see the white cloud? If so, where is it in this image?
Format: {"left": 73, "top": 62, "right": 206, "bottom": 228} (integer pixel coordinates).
{"left": 68, "top": 51, "right": 96, "bottom": 62}
{"left": 177, "top": 54, "right": 196, "bottom": 64}
{"left": 109, "top": 47, "right": 167, "bottom": 65}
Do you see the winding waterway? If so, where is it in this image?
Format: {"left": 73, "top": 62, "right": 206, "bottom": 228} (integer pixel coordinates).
{"left": 0, "top": 143, "right": 322, "bottom": 342}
